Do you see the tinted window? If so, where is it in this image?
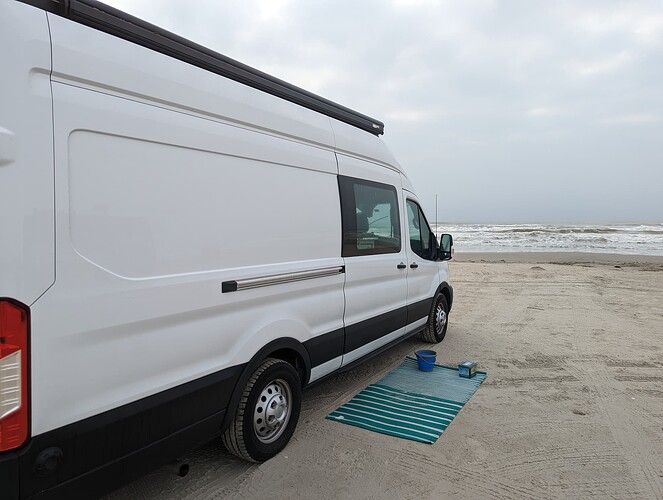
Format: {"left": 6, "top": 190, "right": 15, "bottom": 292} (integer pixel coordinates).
{"left": 338, "top": 176, "right": 401, "bottom": 257}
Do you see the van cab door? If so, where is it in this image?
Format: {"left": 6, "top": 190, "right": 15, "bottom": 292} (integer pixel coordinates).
{"left": 337, "top": 155, "right": 408, "bottom": 366}
{"left": 403, "top": 191, "right": 442, "bottom": 332}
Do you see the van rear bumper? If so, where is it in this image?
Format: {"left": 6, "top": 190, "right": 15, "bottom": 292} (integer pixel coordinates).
{"left": 0, "top": 364, "right": 244, "bottom": 499}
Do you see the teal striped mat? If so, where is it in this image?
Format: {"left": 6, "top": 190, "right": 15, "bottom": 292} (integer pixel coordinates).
{"left": 326, "top": 357, "right": 486, "bottom": 443}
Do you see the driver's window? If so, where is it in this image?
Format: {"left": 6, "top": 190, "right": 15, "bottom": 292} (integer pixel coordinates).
{"left": 407, "top": 202, "right": 422, "bottom": 251}
{"left": 407, "top": 200, "right": 435, "bottom": 260}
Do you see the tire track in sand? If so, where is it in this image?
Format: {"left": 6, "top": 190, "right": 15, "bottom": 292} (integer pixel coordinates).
{"left": 391, "top": 447, "right": 546, "bottom": 499}
{"left": 566, "top": 278, "right": 663, "bottom": 499}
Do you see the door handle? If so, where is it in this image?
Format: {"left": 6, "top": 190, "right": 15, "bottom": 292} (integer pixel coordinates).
{"left": 397, "top": 262, "right": 407, "bottom": 269}
{"left": 410, "top": 262, "right": 419, "bottom": 269}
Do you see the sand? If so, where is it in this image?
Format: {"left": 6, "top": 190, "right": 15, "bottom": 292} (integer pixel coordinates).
{"left": 106, "top": 253, "right": 663, "bottom": 499}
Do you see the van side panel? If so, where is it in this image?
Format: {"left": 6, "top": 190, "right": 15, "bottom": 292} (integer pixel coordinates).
{"left": 329, "top": 118, "right": 401, "bottom": 173}
{"left": 27, "top": 15, "right": 345, "bottom": 440}
{"left": 0, "top": 1, "right": 54, "bottom": 305}
{"left": 66, "top": 118, "right": 336, "bottom": 278}
{"left": 46, "top": 14, "right": 335, "bottom": 148}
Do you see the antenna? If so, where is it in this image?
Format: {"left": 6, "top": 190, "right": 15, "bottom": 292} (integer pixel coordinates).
{"left": 435, "top": 194, "right": 438, "bottom": 236}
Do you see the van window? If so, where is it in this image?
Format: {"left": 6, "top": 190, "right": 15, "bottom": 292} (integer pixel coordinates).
{"left": 338, "top": 176, "right": 401, "bottom": 257}
{"left": 406, "top": 199, "right": 437, "bottom": 260}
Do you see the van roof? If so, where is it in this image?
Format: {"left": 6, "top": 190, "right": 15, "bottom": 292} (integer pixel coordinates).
{"left": 19, "top": 0, "right": 386, "bottom": 137}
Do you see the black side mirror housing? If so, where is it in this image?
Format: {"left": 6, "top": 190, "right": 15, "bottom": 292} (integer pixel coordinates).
{"left": 439, "top": 233, "right": 453, "bottom": 260}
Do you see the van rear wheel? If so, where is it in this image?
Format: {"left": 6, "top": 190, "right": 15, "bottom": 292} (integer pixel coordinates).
{"left": 420, "top": 294, "right": 449, "bottom": 343}
{"left": 222, "top": 358, "right": 301, "bottom": 462}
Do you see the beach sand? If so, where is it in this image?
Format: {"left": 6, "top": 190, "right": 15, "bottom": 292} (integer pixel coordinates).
{"left": 106, "top": 253, "right": 663, "bottom": 499}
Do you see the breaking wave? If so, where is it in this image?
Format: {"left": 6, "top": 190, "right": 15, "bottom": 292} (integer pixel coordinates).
{"left": 433, "top": 223, "right": 663, "bottom": 255}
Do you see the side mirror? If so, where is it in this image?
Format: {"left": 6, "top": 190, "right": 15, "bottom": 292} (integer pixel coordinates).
{"left": 439, "top": 233, "right": 453, "bottom": 260}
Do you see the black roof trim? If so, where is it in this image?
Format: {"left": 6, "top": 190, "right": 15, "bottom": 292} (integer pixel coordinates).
{"left": 19, "top": 0, "right": 385, "bottom": 136}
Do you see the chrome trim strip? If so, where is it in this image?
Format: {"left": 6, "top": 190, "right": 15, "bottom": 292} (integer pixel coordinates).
{"left": 222, "top": 266, "right": 344, "bottom": 293}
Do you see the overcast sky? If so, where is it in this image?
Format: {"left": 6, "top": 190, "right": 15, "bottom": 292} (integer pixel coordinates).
{"left": 105, "top": 0, "right": 662, "bottom": 223}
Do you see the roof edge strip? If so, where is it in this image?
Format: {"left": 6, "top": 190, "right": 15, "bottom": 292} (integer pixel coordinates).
{"left": 20, "top": 0, "right": 385, "bottom": 136}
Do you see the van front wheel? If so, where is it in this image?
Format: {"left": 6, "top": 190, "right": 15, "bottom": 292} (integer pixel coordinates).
{"left": 420, "top": 294, "right": 449, "bottom": 343}
{"left": 222, "top": 358, "right": 302, "bottom": 462}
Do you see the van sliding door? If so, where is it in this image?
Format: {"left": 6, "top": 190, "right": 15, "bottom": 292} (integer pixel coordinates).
{"left": 337, "top": 155, "right": 408, "bottom": 366}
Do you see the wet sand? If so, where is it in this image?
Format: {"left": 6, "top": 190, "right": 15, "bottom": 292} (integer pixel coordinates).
{"left": 106, "top": 253, "right": 663, "bottom": 499}
{"left": 456, "top": 251, "right": 663, "bottom": 266}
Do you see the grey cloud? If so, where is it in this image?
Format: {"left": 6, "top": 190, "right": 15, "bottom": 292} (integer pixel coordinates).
{"left": 106, "top": 0, "right": 663, "bottom": 223}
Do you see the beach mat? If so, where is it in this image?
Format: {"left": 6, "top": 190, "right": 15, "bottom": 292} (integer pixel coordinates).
{"left": 326, "top": 357, "right": 486, "bottom": 443}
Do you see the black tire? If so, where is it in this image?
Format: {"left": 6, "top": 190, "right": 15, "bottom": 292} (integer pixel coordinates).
{"left": 420, "top": 293, "right": 449, "bottom": 343}
{"left": 222, "top": 358, "right": 302, "bottom": 462}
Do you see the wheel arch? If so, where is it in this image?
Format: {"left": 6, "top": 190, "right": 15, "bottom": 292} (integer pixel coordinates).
{"left": 221, "top": 337, "right": 310, "bottom": 431}
{"left": 436, "top": 281, "right": 453, "bottom": 312}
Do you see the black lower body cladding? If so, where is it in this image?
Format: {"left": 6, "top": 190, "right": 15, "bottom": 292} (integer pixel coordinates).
{"left": 0, "top": 364, "right": 243, "bottom": 500}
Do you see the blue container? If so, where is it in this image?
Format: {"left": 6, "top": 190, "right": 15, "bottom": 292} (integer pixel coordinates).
{"left": 415, "top": 350, "right": 437, "bottom": 371}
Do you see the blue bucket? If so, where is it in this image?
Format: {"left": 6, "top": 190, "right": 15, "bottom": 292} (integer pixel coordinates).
{"left": 415, "top": 350, "right": 437, "bottom": 371}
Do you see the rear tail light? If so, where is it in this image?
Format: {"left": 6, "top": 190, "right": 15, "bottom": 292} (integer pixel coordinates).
{"left": 0, "top": 300, "right": 29, "bottom": 452}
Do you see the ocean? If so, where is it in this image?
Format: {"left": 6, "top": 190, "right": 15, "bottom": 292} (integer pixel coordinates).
{"left": 432, "top": 223, "right": 663, "bottom": 256}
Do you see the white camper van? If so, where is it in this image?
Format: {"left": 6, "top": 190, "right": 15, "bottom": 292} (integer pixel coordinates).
{"left": 0, "top": 0, "right": 454, "bottom": 497}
